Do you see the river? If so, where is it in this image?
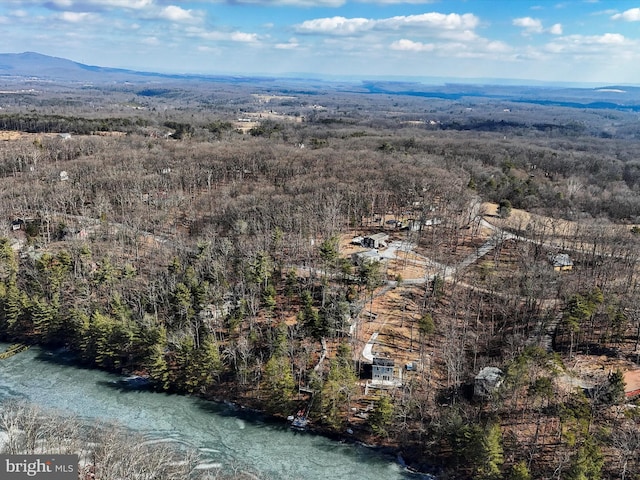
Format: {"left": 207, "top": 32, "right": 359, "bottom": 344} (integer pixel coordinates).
{"left": 0, "top": 344, "right": 427, "bottom": 479}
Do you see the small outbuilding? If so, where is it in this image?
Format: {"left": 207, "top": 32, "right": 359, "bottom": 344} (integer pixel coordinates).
{"left": 549, "top": 253, "right": 573, "bottom": 272}
{"left": 11, "top": 219, "right": 24, "bottom": 231}
{"left": 352, "top": 249, "right": 383, "bottom": 265}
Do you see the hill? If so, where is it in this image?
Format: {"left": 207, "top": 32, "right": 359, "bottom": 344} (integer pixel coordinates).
{"left": 3, "top": 52, "right": 640, "bottom": 111}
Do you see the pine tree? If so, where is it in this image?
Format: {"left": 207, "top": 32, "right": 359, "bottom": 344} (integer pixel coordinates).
{"left": 183, "top": 335, "right": 222, "bottom": 393}
{"left": 263, "top": 353, "right": 295, "bottom": 413}
{"left": 368, "top": 394, "right": 394, "bottom": 437}
{"left": 30, "top": 296, "right": 54, "bottom": 342}
{"left": 298, "top": 290, "right": 321, "bottom": 338}
{"left": 0, "top": 238, "right": 18, "bottom": 281}
{"left": 510, "top": 461, "right": 532, "bottom": 480}
{"left": 565, "top": 435, "right": 604, "bottom": 480}
{"left": 148, "top": 327, "right": 170, "bottom": 391}
{"left": 475, "top": 423, "right": 504, "bottom": 480}
{"left": 319, "top": 343, "right": 358, "bottom": 429}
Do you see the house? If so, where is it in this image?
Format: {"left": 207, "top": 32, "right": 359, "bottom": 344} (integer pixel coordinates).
{"left": 550, "top": 253, "right": 573, "bottom": 272}
{"left": 365, "top": 356, "right": 403, "bottom": 393}
{"left": 372, "top": 357, "right": 395, "bottom": 383}
{"left": 474, "top": 367, "right": 504, "bottom": 398}
{"left": 362, "top": 233, "right": 389, "bottom": 249}
{"left": 352, "top": 249, "right": 382, "bottom": 265}
{"left": 11, "top": 219, "right": 24, "bottom": 231}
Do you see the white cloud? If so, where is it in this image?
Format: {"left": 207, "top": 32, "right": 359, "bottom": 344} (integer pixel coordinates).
{"left": 58, "top": 11, "right": 95, "bottom": 22}
{"left": 44, "top": 0, "right": 154, "bottom": 9}
{"left": 544, "top": 33, "right": 630, "bottom": 54}
{"left": 548, "top": 23, "right": 563, "bottom": 35}
{"left": 485, "top": 41, "right": 511, "bottom": 53}
{"left": 612, "top": 7, "right": 640, "bottom": 21}
{"left": 230, "top": 32, "right": 259, "bottom": 42}
{"left": 513, "top": 17, "right": 544, "bottom": 34}
{"left": 141, "top": 36, "right": 160, "bottom": 45}
{"left": 358, "top": 0, "right": 439, "bottom": 3}
{"left": 296, "top": 12, "right": 480, "bottom": 36}
{"left": 275, "top": 37, "right": 300, "bottom": 49}
{"left": 382, "top": 12, "right": 479, "bottom": 30}
{"left": 597, "top": 33, "right": 626, "bottom": 44}
{"left": 389, "top": 36, "right": 510, "bottom": 59}
{"left": 213, "top": 0, "right": 346, "bottom": 6}
{"left": 199, "top": 30, "right": 260, "bottom": 43}
{"left": 158, "top": 5, "right": 197, "bottom": 23}
{"left": 10, "top": 10, "right": 30, "bottom": 18}
{"left": 186, "top": 0, "right": 438, "bottom": 5}
{"left": 296, "top": 16, "right": 370, "bottom": 35}
{"left": 390, "top": 39, "right": 435, "bottom": 51}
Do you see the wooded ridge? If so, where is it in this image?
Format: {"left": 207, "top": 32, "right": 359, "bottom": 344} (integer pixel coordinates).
{"left": 1, "top": 70, "right": 639, "bottom": 479}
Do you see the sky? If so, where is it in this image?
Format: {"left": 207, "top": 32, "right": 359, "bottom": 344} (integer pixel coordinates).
{"left": 2, "top": 0, "right": 640, "bottom": 85}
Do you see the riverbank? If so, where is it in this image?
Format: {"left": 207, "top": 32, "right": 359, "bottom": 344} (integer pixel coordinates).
{"left": 205, "top": 387, "right": 437, "bottom": 479}
{"left": 2, "top": 340, "right": 437, "bottom": 477}
{"left": 0, "top": 343, "right": 419, "bottom": 480}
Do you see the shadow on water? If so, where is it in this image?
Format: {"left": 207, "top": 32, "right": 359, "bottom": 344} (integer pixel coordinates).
{"left": 194, "top": 396, "right": 289, "bottom": 431}
{"left": 32, "top": 347, "right": 91, "bottom": 369}
{"left": 95, "top": 379, "right": 154, "bottom": 393}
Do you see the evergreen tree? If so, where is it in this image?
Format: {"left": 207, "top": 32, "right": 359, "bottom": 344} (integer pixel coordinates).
{"left": 565, "top": 435, "right": 604, "bottom": 480}
{"left": 368, "top": 394, "right": 394, "bottom": 437}
{"left": 30, "top": 296, "right": 55, "bottom": 343}
{"left": 182, "top": 335, "right": 222, "bottom": 393}
{"left": 298, "top": 290, "right": 322, "bottom": 339}
{"left": 4, "top": 282, "right": 29, "bottom": 341}
{"left": 0, "top": 238, "right": 18, "bottom": 281}
{"left": 318, "top": 343, "right": 358, "bottom": 429}
{"left": 475, "top": 423, "right": 504, "bottom": 480}
{"left": 510, "top": 461, "right": 532, "bottom": 480}
{"left": 601, "top": 369, "right": 626, "bottom": 406}
{"left": 263, "top": 353, "right": 295, "bottom": 414}
{"left": 148, "top": 326, "right": 170, "bottom": 391}
{"left": 419, "top": 313, "right": 435, "bottom": 336}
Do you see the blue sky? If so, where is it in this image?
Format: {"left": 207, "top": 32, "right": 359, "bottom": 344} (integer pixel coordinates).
{"left": 2, "top": 0, "right": 640, "bottom": 84}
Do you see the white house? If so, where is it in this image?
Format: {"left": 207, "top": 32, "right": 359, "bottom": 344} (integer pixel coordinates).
{"left": 372, "top": 357, "right": 395, "bottom": 383}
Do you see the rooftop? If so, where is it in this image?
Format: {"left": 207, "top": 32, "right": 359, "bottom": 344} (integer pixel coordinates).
{"left": 373, "top": 357, "right": 394, "bottom": 367}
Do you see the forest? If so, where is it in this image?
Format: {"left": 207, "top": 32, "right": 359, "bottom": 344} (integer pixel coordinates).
{"left": 0, "top": 77, "right": 640, "bottom": 479}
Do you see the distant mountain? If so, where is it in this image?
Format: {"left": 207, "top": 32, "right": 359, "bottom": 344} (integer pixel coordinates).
{"left": 0, "top": 51, "right": 267, "bottom": 85}
{"left": 0, "top": 52, "right": 150, "bottom": 83}
{"left": 2, "top": 52, "right": 640, "bottom": 110}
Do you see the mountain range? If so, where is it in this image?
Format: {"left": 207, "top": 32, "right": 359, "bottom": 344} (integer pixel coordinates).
{"left": 0, "top": 51, "right": 261, "bottom": 85}
{"left": 2, "top": 51, "right": 640, "bottom": 109}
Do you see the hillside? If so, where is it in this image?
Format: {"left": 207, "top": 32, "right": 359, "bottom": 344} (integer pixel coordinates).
{"left": 0, "top": 61, "right": 639, "bottom": 479}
